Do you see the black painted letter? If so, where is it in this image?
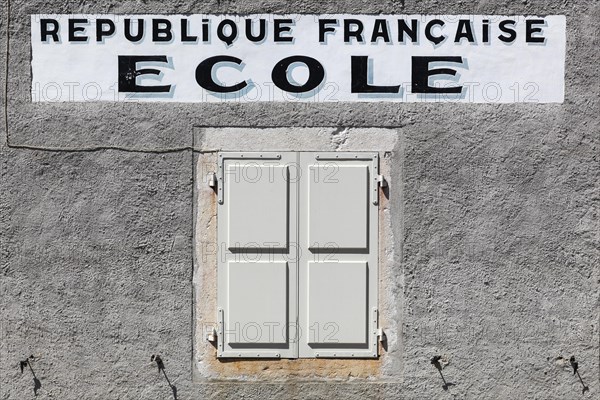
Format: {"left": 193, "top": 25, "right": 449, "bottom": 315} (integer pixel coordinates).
{"left": 69, "top": 19, "right": 88, "bottom": 42}
{"left": 411, "top": 56, "right": 463, "bottom": 94}
{"left": 526, "top": 19, "right": 546, "bottom": 43}
{"left": 271, "top": 56, "right": 324, "bottom": 93}
{"left": 152, "top": 19, "right": 172, "bottom": 42}
{"left": 118, "top": 55, "right": 171, "bottom": 93}
{"left": 195, "top": 56, "right": 248, "bottom": 93}
{"left": 40, "top": 19, "right": 60, "bottom": 42}
{"left": 96, "top": 19, "right": 115, "bottom": 42}
{"left": 351, "top": 56, "right": 400, "bottom": 94}
{"left": 425, "top": 19, "right": 445, "bottom": 45}
{"left": 124, "top": 19, "right": 144, "bottom": 42}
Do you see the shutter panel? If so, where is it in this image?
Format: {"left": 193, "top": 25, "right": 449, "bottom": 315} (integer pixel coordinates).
{"left": 308, "top": 164, "right": 369, "bottom": 250}
{"left": 298, "top": 152, "right": 379, "bottom": 358}
{"left": 217, "top": 152, "right": 298, "bottom": 358}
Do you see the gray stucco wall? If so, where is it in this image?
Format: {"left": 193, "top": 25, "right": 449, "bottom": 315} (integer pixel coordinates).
{"left": 1, "top": 1, "right": 598, "bottom": 399}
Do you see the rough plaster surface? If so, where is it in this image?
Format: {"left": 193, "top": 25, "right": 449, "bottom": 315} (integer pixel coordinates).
{"left": 1, "top": 0, "right": 599, "bottom": 399}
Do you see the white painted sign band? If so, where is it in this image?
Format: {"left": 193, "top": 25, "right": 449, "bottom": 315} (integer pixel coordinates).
{"left": 31, "top": 14, "right": 566, "bottom": 103}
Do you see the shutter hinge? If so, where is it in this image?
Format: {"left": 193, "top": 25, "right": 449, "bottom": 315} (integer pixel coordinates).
{"left": 217, "top": 308, "right": 225, "bottom": 357}
{"left": 376, "top": 328, "right": 384, "bottom": 341}
{"left": 376, "top": 174, "right": 387, "bottom": 187}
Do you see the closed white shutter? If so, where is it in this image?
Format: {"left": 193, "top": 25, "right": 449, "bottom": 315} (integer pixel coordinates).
{"left": 298, "top": 152, "right": 379, "bottom": 358}
{"left": 217, "top": 152, "right": 298, "bottom": 358}
{"left": 217, "top": 151, "right": 379, "bottom": 359}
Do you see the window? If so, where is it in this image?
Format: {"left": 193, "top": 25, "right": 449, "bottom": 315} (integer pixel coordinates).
{"left": 216, "top": 152, "right": 380, "bottom": 358}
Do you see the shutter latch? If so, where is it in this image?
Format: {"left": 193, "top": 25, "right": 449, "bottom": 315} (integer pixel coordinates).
{"left": 206, "top": 326, "right": 217, "bottom": 342}
{"left": 207, "top": 172, "right": 217, "bottom": 188}
{"left": 376, "top": 174, "right": 387, "bottom": 187}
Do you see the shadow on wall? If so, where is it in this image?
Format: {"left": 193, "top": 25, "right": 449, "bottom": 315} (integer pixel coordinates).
{"left": 151, "top": 354, "right": 178, "bottom": 400}
{"left": 427, "top": 354, "right": 591, "bottom": 394}
{"left": 20, "top": 355, "right": 42, "bottom": 396}
{"left": 431, "top": 355, "right": 455, "bottom": 391}
{"left": 569, "top": 356, "right": 589, "bottom": 394}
